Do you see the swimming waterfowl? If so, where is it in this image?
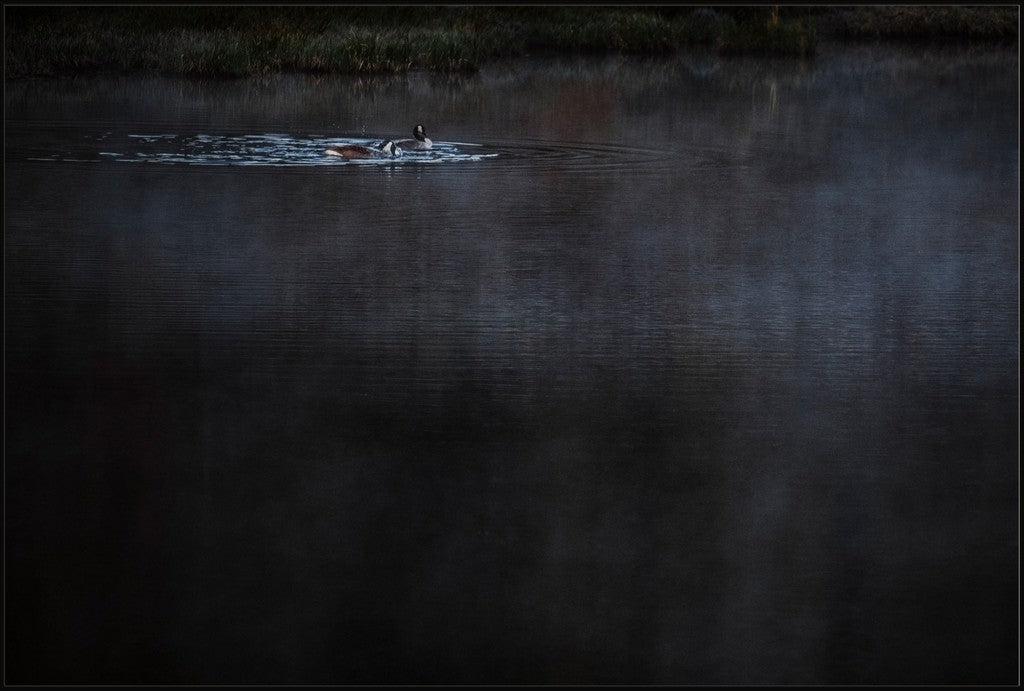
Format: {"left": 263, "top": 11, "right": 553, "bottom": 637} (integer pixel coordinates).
{"left": 325, "top": 140, "right": 402, "bottom": 159}
{"left": 395, "top": 124, "right": 432, "bottom": 151}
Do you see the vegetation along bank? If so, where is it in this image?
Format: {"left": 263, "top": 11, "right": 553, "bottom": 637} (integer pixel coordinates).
{"left": 5, "top": 6, "right": 1019, "bottom": 78}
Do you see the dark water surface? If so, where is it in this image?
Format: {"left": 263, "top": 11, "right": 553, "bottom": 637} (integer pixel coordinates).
{"left": 5, "top": 45, "right": 1018, "bottom": 684}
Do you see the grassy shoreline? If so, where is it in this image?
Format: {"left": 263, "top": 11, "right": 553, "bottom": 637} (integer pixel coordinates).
{"left": 5, "top": 6, "right": 1018, "bottom": 78}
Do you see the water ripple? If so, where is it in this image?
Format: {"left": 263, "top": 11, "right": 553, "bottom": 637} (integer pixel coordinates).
{"left": 474, "top": 135, "right": 673, "bottom": 173}
{"left": 21, "top": 126, "right": 673, "bottom": 171}
{"left": 93, "top": 133, "right": 497, "bottom": 166}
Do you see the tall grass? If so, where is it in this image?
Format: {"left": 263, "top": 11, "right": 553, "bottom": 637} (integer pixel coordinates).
{"left": 820, "top": 6, "right": 1018, "bottom": 41}
{"left": 6, "top": 8, "right": 491, "bottom": 76}
{"left": 719, "top": 17, "right": 817, "bottom": 58}
{"left": 4, "top": 6, "right": 1016, "bottom": 78}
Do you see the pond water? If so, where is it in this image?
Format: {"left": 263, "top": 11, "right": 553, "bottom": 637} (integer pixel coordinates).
{"left": 5, "top": 45, "right": 1018, "bottom": 684}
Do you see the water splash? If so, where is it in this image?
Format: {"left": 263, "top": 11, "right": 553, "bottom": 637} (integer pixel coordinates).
{"left": 97, "top": 133, "right": 498, "bottom": 166}
{"left": 40, "top": 131, "right": 675, "bottom": 172}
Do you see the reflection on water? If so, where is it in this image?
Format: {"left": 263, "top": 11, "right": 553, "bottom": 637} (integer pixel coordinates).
{"left": 4, "top": 45, "right": 1019, "bottom": 685}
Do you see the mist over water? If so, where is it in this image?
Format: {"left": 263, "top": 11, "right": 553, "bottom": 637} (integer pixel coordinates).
{"left": 5, "top": 45, "right": 1018, "bottom": 684}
